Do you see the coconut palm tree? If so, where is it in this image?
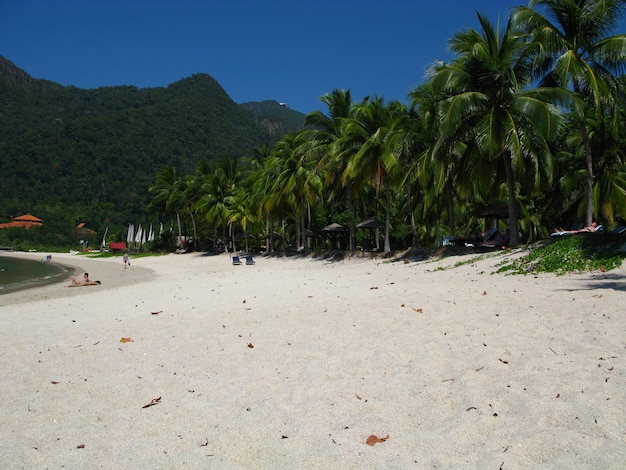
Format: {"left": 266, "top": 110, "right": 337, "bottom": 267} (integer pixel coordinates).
{"left": 429, "top": 12, "right": 567, "bottom": 247}
{"left": 560, "top": 110, "right": 626, "bottom": 225}
{"left": 339, "top": 96, "right": 405, "bottom": 252}
{"left": 513, "top": 0, "right": 626, "bottom": 225}
{"left": 270, "top": 132, "right": 324, "bottom": 253}
{"left": 148, "top": 164, "right": 183, "bottom": 248}
{"left": 305, "top": 89, "right": 358, "bottom": 250}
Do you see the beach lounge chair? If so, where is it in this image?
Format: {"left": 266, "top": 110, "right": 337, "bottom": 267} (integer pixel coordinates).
{"left": 245, "top": 255, "right": 255, "bottom": 265}
{"left": 232, "top": 255, "right": 242, "bottom": 265}
{"left": 612, "top": 225, "right": 626, "bottom": 234}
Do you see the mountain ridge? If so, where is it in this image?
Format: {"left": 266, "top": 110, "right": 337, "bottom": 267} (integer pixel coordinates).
{"left": 0, "top": 55, "right": 307, "bottom": 239}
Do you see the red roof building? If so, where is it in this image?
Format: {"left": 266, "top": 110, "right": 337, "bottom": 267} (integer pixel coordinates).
{"left": 0, "top": 214, "right": 43, "bottom": 229}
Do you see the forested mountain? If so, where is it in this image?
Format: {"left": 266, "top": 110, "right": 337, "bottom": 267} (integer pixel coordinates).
{"left": 0, "top": 56, "right": 304, "bottom": 242}
{"left": 240, "top": 100, "right": 306, "bottom": 134}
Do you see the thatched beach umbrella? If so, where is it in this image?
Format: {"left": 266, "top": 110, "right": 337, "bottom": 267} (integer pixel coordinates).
{"left": 323, "top": 223, "right": 347, "bottom": 232}
{"left": 472, "top": 202, "right": 510, "bottom": 219}
{"left": 356, "top": 218, "right": 384, "bottom": 229}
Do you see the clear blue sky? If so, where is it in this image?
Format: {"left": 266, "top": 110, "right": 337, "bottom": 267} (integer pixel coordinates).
{"left": 1, "top": 1, "right": 624, "bottom": 114}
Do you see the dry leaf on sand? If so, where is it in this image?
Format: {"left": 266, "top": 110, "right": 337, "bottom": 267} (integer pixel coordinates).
{"left": 366, "top": 434, "right": 389, "bottom": 446}
{"left": 120, "top": 337, "right": 133, "bottom": 343}
{"left": 142, "top": 397, "right": 161, "bottom": 408}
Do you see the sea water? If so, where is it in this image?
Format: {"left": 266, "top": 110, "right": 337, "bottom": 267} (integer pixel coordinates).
{"left": 0, "top": 255, "right": 73, "bottom": 295}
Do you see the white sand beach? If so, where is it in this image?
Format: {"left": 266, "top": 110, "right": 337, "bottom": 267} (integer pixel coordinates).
{"left": 1, "top": 250, "right": 624, "bottom": 468}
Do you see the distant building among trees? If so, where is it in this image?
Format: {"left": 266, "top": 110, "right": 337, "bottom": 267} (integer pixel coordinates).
{"left": 0, "top": 214, "right": 43, "bottom": 229}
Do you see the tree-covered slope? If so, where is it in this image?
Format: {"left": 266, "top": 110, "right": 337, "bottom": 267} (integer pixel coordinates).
{"left": 0, "top": 56, "right": 294, "bottom": 234}
{"left": 240, "top": 99, "right": 306, "bottom": 134}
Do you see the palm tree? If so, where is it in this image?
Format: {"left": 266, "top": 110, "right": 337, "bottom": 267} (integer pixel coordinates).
{"left": 513, "top": 0, "right": 626, "bottom": 225}
{"left": 148, "top": 164, "right": 179, "bottom": 219}
{"left": 429, "top": 13, "right": 567, "bottom": 247}
{"left": 270, "top": 132, "right": 323, "bottom": 253}
{"left": 339, "top": 96, "right": 405, "bottom": 252}
{"left": 148, "top": 165, "right": 182, "bottom": 248}
{"left": 560, "top": 110, "right": 626, "bottom": 225}
{"left": 305, "top": 89, "right": 358, "bottom": 250}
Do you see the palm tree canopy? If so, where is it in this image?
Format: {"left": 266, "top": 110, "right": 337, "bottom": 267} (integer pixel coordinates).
{"left": 513, "top": 0, "right": 626, "bottom": 102}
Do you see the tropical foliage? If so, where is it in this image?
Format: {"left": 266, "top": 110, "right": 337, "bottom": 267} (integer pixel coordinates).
{"left": 146, "top": 2, "right": 625, "bottom": 254}
{"left": 2, "top": 2, "right": 625, "bottom": 254}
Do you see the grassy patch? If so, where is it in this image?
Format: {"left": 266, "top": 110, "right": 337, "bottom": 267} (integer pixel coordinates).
{"left": 495, "top": 234, "right": 626, "bottom": 276}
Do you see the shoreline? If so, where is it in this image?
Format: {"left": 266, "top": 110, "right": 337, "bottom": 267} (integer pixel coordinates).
{"left": 0, "top": 251, "right": 155, "bottom": 306}
{"left": 0, "top": 250, "right": 624, "bottom": 467}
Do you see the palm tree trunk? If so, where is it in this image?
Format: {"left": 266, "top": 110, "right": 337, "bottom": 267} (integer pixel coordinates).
{"left": 579, "top": 118, "right": 594, "bottom": 226}
{"left": 347, "top": 183, "right": 356, "bottom": 251}
{"left": 189, "top": 209, "right": 197, "bottom": 251}
{"left": 384, "top": 178, "right": 392, "bottom": 252}
{"left": 503, "top": 153, "right": 519, "bottom": 247}
{"left": 446, "top": 179, "right": 455, "bottom": 237}
{"left": 572, "top": 80, "right": 595, "bottom": 227}
{"left": 406, "top": 182, "right": 418, "bottom": 247}
{"left": 230, "top": 223, "right": 237, "bottom": 253}
{"left": 301, "top": 198, "right": 307, "bottom": 253}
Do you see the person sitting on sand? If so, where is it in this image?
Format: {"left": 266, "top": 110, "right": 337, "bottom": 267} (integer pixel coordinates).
{"left": 66, "top": 279, "right": 101, "bottom": 287}
{"left": 66, "top": 272, "right": 101, "bottom": 287}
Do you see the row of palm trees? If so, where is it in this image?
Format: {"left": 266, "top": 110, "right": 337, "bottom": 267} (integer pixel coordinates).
{"left": 150, "top": 0, "right": 626, "bottom": 252}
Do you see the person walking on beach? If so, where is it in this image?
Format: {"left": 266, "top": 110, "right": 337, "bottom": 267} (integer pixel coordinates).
{"left": 123, "top": 252, "right": 130, "bottom": 269}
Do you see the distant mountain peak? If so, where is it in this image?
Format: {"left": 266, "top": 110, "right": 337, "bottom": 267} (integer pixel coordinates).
{"left": 0, "top": 55, "right": 34, "bottom": 87}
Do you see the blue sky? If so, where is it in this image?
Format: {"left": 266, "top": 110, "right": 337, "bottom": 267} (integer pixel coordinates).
{"left": 2, "top": 1, "right": 624, "bottom": 114}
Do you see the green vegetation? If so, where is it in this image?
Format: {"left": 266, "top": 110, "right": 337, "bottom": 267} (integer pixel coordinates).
{"left": 495, "top": 234, "right": 626, "bottom": 275}
{"left": 0, "top": 58, "right": 304, "bottom": 248}
{"left": 2, "top": 1, "right": 626, "bottom": 271}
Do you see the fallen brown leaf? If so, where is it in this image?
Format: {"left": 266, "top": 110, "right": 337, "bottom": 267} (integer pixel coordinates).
{"left": 142, "top": 397, "right": 161, "bottom": 408}
{"left": 247, "top": 343, "right": 254, "bottom": 348}
{"left": 498, "top": 358, "right": 509, "bottom": 364}
{"left": 76, "top": 444, "right": 85, "bottom": 449}
{"left": 366, "top": 434, "right": 389, "bottom": 446}
{"left": 592, "top": 294, "right": 602, "bottom": 298}
{"left": 482, "top": 291, "right": 487, "bottom": 296}
{"left": 151, "top": 311, "right": 162, "bottom": 315}
{"left": 120, "top": 337, "right": 133, "bottom": 343}
{"left": 370, "top": 286, "right": 378, "bottom": 290}
{"left": 413, "top": 308, "right": 423, "bottom": 314}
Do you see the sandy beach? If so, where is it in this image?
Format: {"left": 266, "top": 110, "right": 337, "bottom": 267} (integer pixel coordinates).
{"left": 1, "top": 249, "right": 624, "bottom": 468}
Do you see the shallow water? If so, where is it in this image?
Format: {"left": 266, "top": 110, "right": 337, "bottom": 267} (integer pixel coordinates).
{"left": 0, "top": 255, "right": 73, "bottom": 295}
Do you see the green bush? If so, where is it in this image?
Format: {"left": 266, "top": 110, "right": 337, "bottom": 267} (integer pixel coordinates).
{"left": 495, "top": 234, "right": 626, "bottom": 275}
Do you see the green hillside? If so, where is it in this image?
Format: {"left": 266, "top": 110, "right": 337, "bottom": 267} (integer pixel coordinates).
{"left": 240, "top": 100, "right": 306, "bottom": 134}
{"left": 0, "top": 56, "right": 303, "bottom": 245}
